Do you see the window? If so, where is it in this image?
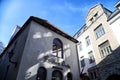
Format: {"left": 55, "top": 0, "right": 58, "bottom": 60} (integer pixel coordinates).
{"left": 36, "top": 67, "right": 47, "bottom": 80}
{"left": 93, "top": 72, "right": 97, "bottom": 79}
{"left": 80, "top": 56, "right": 85, "bottom": 67}
{"left": 94, "top": 13, "right": 98, "bottom": 19}
{"left": 52, "top": 70, "right": 63, "bottom": 80}
{"left": 90, "top": 72, "right": 94, "bottom": 79}
{"left": 79, "top": 42, "right": 82, "bottom": 51}
{"left": 88, "top": 51, "right": 95, "bottom": 63}
{"left": 85, "top": 36, "right": 91, "bottom": 46}
{"left": 99, "top": 40, "right": 112, "bottom": 58}
{"left": 81, "top": 59, "right": 85, "bottom": 67}
{"left": 67, "top": 72, "right": 72, "bottom": 80}
{"left": 90, "top": 17, "right": 94, "bottom": 23}
{"left": 94, "top": 24, "right": 105, "bottom": 39}
{"left": 53, "top": 38, "right": 63, "bottom": 58}
{"left": 89, "top": 71, "right": 97, "bottom": 79}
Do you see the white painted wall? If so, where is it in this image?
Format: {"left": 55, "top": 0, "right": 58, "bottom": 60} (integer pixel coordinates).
{"left": 109, "top": 13, "right": 120, "bottom": 44}
{"left": 77, "top": 30, "right": 96, "bottom": 74}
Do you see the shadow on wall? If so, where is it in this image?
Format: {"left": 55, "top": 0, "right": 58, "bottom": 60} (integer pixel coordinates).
{"left": 89, "top": 46, "right": 120, "bottom": 80}
{"left": 24, "top": 32, "right": 73, "bottom": 80}
{"left": 25, "top": 62, "right": 73, "bottom": 80}
{"left": 97, "top": 46, "right": 120, "bottom": 66}
{"left": 79, "top": 57, "right": 96, "bottom": 80}
{"left": 25, "top": 65, "right": 51, "bottom": 80}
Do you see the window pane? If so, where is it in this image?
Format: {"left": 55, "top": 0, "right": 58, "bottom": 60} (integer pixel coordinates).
{"left": 88, "top": 51, "right": 95, "bottom": 63}
{"left": 99, "top": 40, "right": 112, "bottom": 58}
{"left": 53, "top": 38, "right": 63, "bottom": 58}
{"left": 52, "top": 70, "right": 63, "bottom": 80}
{"left": 85, "top": 36, "right": 91, "bottom": 46}
{"left": 109, "top": 46, "right": 112, "bottom": 52}
{"left": 37, "top": 67, "right": 46, "bottom": 80}
{"left": 81, "top": 59, "right": 85, "bottom": 67}
{"left": 101, "top": 50, "right": 104, "bottom": 57}
{"left": 95, "top": 24, "right": 105, "bottom": 39}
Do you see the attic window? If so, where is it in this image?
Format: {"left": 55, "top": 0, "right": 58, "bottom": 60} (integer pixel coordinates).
{"left": 94, "top": 13, "right": 98, "bottom": 19}
{"left": 90, "top": 17, "right": 94, "bottom": 23}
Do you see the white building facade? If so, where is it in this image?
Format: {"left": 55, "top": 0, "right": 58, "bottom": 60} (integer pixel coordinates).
{"left": 108, "top": 1, "right": 120, "bottom": 44}
{"left": 74, "top": 2, "right": 120, "bottom": 80}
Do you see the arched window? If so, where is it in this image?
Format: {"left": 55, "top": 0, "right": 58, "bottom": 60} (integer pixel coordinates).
{"left": 52, "top": 70, "right": 63, "bottom": 80}
{"left": 67, "top": 72, "right": 72, "bottom": 80}
{"left": 53, "top": 38, "right": 63, "bottom": 58}
{"left": 36, "top": 67, "right": 47, "bottom": 80}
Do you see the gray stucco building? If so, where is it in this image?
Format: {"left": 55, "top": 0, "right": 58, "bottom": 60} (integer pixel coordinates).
{"left": 0, "top": 16, "right": 80, "bottom": 80}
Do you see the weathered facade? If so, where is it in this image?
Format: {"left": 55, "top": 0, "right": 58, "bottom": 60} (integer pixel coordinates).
{"left": 0, "top": 16, "right": 80, "bottom": 80}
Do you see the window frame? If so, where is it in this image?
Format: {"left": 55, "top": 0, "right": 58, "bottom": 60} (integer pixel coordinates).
{"left": 94, "top": 24, "right": 105, "bottom": 39}
{"left": 67, "top": 72, "right": 72, "bottom": 80}
{"left": 52, "top": 70, "right": 63, "bottom": 80}
{"left": 53, "top": 38, "right": 63, "bottom": 58}
{"left": 80, "top": 56, "right": 85, "bottom": 67}
{"left": 88, "top": 51, "right": 95, "bottom": 63}
{"left": 99, "top": 40, "right": 112, "bottom": 58}
{"left": 85, "top": 36, "right": 91, "bottom": 46}
{"left": 36, "top": 67, "right": 47, "bottom": 80}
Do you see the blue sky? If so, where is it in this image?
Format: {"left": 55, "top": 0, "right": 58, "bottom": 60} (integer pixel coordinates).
{"left": 0, "top": 0, "right": 119, "bottom": 46}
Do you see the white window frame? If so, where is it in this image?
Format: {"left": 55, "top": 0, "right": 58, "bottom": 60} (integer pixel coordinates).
{"left": 94, "top": 24, "right": 105, "bottom": 39}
